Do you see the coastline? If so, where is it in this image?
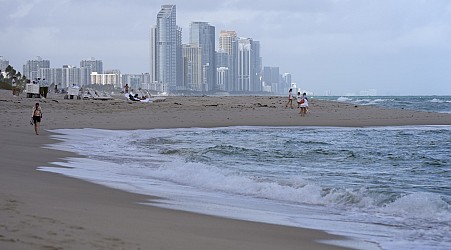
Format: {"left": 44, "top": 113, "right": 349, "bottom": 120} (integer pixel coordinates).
{"left": 1, "top": 90, "right": 450, "bottom": 249}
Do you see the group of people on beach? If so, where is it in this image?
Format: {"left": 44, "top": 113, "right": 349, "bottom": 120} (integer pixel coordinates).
{"left": 285, "top": 88, "right": 309, "bottom": 116}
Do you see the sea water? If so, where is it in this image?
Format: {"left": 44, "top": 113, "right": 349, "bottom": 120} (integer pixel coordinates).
{"left": 40, "top": 125, "right": 451, "bottom": 250}
{"left": 331, "top": 96, "right": 451, "bottom": 114}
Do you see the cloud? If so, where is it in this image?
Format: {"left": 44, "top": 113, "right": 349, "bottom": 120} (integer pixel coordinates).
{"left": 1, "top": 0, "right": 451, "bottom": 94}
{"left": 8, "top": 0, "right": 38, "bottom": 19}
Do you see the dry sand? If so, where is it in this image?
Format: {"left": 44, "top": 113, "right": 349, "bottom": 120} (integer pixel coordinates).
{"left": 1, "top": 89, "right": 450, "bottom": 250}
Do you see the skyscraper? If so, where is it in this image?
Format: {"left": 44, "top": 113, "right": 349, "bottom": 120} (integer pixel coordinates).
{"left": 189, "top": 22, "right": 215, "bottom": 91}
{"left": 23, "top": 56, "right": 50, "bottom": 81}
{"left": 218, "top": 31, "right": 238, "bottom": 91}
{"left": 263, "top": 67, "right": 280, "bottom": 93}
{"left": 149, "top": 26, "right": 158, "bottom": 85}
{"left": 182, "top": 44, "right": 202, "bottom": 91}
{"left": 219, "top": 31, "right": 237, "bottom": 54}
{"left": 0, "top": 56, "right": 9, "bottom": 72}
{"left": 80, "top": 57, "right": 103, "bottom": 74}
{"left": 237, "top": 38, "right": 261, "bottom": 92}
{"left": 154, "top": 4, "right": 182, "bottom": 92}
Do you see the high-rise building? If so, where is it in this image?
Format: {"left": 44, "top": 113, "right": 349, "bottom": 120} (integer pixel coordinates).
{"left": 153, "top": 4, "right": 182, "bottom": 92}
{"left": 189, "top": 22, "right": 215, "bottom": 92}
{"left": 80, "top": 57, "right": 103, "bottom": 74}
{"left": 39, "top": 68, "right": 63, "bottom": 87}
{"left": 263, "top": 67, "right": 280, "bottom": 94}
{"left": 149, "top": 26, "right": 158, "bottom": 84}
{"left": 252, "top": 40, "right": 262, "bottom": 92}
{"left": 237, "top": 38, "right": 261, "bottom": 92}
{"left": 216, "top": 67, "right": 229, "bottom": 91}
{"left": 219, "top": 31, "right": 237, "bottom": 54}
{"left": 61, "top": 65, "right": 91, "bottom": 88}
{"left": 182, "top": 44, "right": 202, "bottom": 91}
{"left": 91, "top": 71, "right": 121, "bottom": 88}
{"left": 0, "top": 56, "right": 9, "bottom": 72}
{"left": 282, "top": 73, "right": 292, "bottom": 95}
{"left": 218, "top": 31, "right": 238, "bottom": 92}
{"left": 23, "top": 56, "right": 50, "bottom": 81}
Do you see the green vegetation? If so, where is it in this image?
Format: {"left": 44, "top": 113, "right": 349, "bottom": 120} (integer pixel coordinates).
{"left": 0, "top": 65, "right": 27, "bottom": 91}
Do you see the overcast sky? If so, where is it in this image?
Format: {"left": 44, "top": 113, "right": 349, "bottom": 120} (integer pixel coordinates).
{"left": 1, "top": 0, "right": 451, "bottom": 95}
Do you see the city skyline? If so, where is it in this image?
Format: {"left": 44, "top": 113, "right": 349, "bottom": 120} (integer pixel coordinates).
{"left": 1, "top": 0, "right": 451, "bottom": 95}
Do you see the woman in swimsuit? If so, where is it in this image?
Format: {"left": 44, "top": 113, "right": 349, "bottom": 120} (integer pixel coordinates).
{"left": 32, "top": 103, "right": 42, "bottom": 135}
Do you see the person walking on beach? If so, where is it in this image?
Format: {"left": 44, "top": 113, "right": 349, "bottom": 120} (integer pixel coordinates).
{"left": 296, "top": 91, "right": 303, "bottom": 108}
{"left": 124, "top": 84, "right": 129, "bottom": 94}
{"left": 32, "top": 103, "right": 43, "bottom": 135}
{"left": 285, "top": 88, "right": 294, "bottom": 109}
{"left": 299, "top": 93, "right": 309, "bottom": 116}
{"left": 12, "top": 77, "right": 17, "bottom": 96}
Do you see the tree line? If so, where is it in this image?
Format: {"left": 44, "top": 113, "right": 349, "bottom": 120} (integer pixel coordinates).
{"left": 0, "top": 65, "right": 28, "bottom": 91}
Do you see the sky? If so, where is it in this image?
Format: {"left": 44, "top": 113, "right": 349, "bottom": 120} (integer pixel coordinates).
{"left": 1, "top": 0, "right": 451, "bottom": 95}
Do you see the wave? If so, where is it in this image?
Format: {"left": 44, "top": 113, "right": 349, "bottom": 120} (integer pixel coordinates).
{"left": 337, "top": 96, "right": 352, "bottom": 102}
{"left": 148, "top": 158, "right": 451, "bottom": 221}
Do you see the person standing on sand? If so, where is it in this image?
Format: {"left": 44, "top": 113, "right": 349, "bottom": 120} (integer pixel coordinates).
{"left": 285, "top": 88, "right": 294, "bottom": 109}
{"left": 32, "top": 103, "right": 43, "bottom": 135}
{"left": 12, "top": 77, "right": 17, "bottom": 96}
{"left": 299, "top": 93, "right": 309, "bottom": 116}
{"left": 124, "top": 84, "right": 129, "bottom": 94}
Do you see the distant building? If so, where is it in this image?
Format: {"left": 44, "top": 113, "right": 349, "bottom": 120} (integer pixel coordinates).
{"left": 122, "top": 73, "right": 151, "bottom": 90}
{"left": 23, "top": 56, "right": 50, "bottom": 81}
{"left": 39, "top": 68, "right": 63, "bottom": 87}
{"left": 216, "top": 67, "right": 229, "bottom": 91}
{"left": 218, "top": 31, "right": 238, "bottom": 92}
{"left": 151, "top": 4, "right": 183, "bottom": 92}
{"left": 263, "top": 67, "right": 280, "bottom": 93}
{"left": 0, "top": 56, "right": 9, "bottom": 72}
{"left": 80, "top": 57, "right": 103, "bottom": 74}
{"left": 91, "top": 71, "right": 121, "bottom": 88}
{"left": 237, "top": 38, "right": 261, "bottom": 92}
{"left": 282, "top": 73, "right": 292, "bottom": 95}
{"left": 39, "top": 65, "right": 91, "bottom": 88}
{"left": 189, "top": 22, "right": 216, "bottom": 91}
{"left": 182, "top": 44, "right": 203, "bottom": 91}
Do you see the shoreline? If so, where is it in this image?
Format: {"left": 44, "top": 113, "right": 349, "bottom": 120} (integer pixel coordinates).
{"left": 2, "top": 90, "right": 450, "bottom": 249}
{"left": 1, "top": 129, "right": 356, "bottom": 250}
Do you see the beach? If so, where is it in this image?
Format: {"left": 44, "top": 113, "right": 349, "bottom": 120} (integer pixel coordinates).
{"left": 1, "top": 89, "right": 450, "bottom": 250}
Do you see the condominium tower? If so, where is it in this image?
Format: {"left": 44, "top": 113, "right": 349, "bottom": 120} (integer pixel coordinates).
{"left": 218, "top": 31, "right": 238, "bottom": 91}
{"left": 189, "top": 22, "right": 216, "bottom": 91}
{"left": 151, "top": 5, "right": 183, "bottom": 92}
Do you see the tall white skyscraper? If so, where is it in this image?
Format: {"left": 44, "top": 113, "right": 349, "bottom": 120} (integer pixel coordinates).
{"left": 237, "top": 38, "right": 261, "bottom": 92}
{"left": 153, "top": 4, "right": 182, "bottom": 92}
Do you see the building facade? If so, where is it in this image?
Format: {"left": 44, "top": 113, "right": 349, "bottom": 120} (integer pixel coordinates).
{"left": 23, "top": 56, "right": 50, "bottom": 81}
{"left": 91, "top": 71, "right": 121, "bottom": 87}
{"left": 263, "top": 67, "right": 281, "bottom": 94}
{"left": 0, "top": 56, "right": 9, "bottom": 72}
{"left": 218, "top": 31, "right": 238, "bottom": 92}
{"left": 80, "top": 58, "right": 103, "bottom": 74}
{"left": 189, "top": 22, "right": 216, "bottom": 92}
{"left": 153, "top": 4, "right": 183, "bottom": 92}
{"left": 237, "top": 38, "right": 261, "bottom": 92}
{"left": 182, "top": 44, "right": 202, "bottom": 91}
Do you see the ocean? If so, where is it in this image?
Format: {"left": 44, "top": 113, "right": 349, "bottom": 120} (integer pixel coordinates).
{"left": 40, "top": 96, "right": 451, "bottom": 250}
{"left": 330, "top": 96, "right": 451, "bottom": 114}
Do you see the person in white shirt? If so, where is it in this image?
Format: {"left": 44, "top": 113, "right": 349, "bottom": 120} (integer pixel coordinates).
{"left": 299, "top": 93, "right": 309, "bottom": 116}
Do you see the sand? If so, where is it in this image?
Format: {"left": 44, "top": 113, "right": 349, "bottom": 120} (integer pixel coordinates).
{"left": 1, "top": 89, "right": 450, "bottom": 250}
